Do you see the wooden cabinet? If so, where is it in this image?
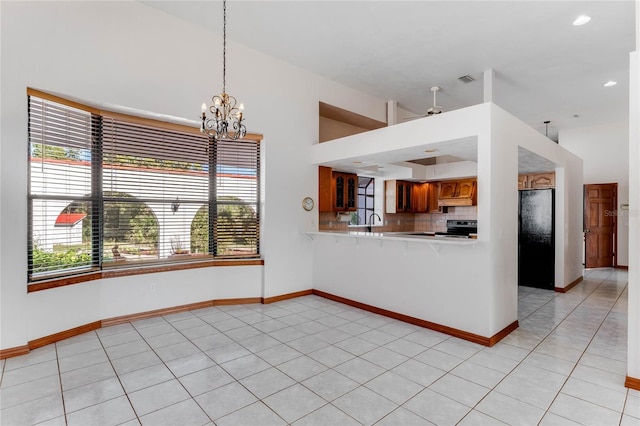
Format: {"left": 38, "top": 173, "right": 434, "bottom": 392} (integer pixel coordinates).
{"left": 385, "top": 180, "right": 414, "bottom": 213}
{"left": 528, "top": 172, "right": 555, "bottom": 189}
{"left": 387, "top": 181, "right": 453, "bottom": 213}
{"left": 413, "top": 183, "right": 429, "bottom": 213}
{"left": 438, "top": 179, "right": 477, "bottom": 207}
{"left": 519, "top": 172, "right": 555, "bottom": 190}
{"left": 438, "top": 181, "right": 457, "bottom": 199}
{"left": 334, "top": 172, "right": 357, "bottom": 211}
{"left": 318, "top": 166, "right": 357, "bottom": 212}
{"left": 518, "top": 174, "right": 528, "bottom": 190}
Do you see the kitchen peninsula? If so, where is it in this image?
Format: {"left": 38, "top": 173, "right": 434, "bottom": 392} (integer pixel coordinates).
{"left": 309, "top": 102, "right": 584, "bottom": 345}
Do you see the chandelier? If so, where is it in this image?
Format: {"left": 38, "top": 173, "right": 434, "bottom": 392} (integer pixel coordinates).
{"left": 201, "top": 0, "right": 246, "bottom": 141}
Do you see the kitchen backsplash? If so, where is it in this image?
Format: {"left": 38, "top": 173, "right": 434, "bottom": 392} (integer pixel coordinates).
{"left": 414, "top": 206, "right": 478, "bottom": 232}
{"left": 318, "top": 206, "right": 478, "bottom": 232}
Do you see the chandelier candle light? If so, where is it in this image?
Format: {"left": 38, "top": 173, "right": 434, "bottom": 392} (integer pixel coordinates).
{"left": 201, "top": 0, "right": 246, "bottom": 141}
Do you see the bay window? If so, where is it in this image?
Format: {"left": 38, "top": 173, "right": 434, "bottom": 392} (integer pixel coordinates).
{"left": 27, "top": 90, "right": 260, "bottom": 284}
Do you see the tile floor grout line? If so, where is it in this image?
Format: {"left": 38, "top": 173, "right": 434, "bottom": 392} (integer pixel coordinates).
{"left": 533, "top": 270, "right": 628, "bottom": 426}
{"left": 451, "top": 271, "right": 614, "bottom": 425}
{"left": 126, "top": 313, "right": 217, "bottom": 425}
{"left": 0, "top": 353, "right": 4, "bottom": 388}
{"left": 94, "top": 326, "right": 146, "bottom": 426}
{"left": 164, "top": 305, "right": 301, "bottom": 425}
{"left": 54, "top": 341, "right": 70, "bottom": 426}
{"left": 1, "top": 275, "right": 632, "bottom": 425}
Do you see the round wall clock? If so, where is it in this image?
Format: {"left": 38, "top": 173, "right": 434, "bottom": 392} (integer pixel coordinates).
{"left": 302, "top": 196, "right": 314, "bottom": 211}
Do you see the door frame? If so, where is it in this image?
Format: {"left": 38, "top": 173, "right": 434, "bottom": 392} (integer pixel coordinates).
{"left": 583, "top": 183, "right": 618, "bottom": 268}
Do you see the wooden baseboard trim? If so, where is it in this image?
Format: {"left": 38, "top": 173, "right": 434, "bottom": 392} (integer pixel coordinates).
{"left": 489, "top": 320, "right": 519, "bottom": 346}
{"left": 555, "top": 276, "right": 583, "bottom": 293}
{"left": 312, "top": 289, "right": 516, "bottom": 347}
{"left": 616, "top": 265, "right": 629, "bottom": 270}
{"left": 102, "top": 301, "right": 217, "bottom": 327}
{"left": 2, "top": 295, "right": 270, "bottom": 359}
{"left": 213, "top": 297, "right": 262, "bottom": 306}
{"left": 0, "top": 345, "right": 30, "bottom": 359}
{"left": 262, "top": 289, "right": 313, "bottom": 304}
{"left": 626, "top": 376, "right": 640, "bottom": 391}
{"left": 28, "top": 321, "right": 102, "bottom": 351}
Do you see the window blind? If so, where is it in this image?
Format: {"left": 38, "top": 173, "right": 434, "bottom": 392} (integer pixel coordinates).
{"left": 27, "top": 93, "right": 261, "bottom": 282}
{"left": 213, "top": 139, "right": 260, "bottom": 256}
{"left": 101, "top": 116, "right": 210, "bottom": 264}
{"left": 28, "top": 97, "right": 99, "bottom": 278}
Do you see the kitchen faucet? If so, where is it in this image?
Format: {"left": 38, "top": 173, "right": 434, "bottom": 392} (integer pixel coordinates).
{"left": 367, "top": 212, "right": 381, "bottom": 233}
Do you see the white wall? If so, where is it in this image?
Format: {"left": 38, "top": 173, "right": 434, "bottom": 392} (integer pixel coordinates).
{"left": 311, "top": 103, "right": 583, "bottom": 337}
{"left": 498, "top": 106, "right": 584, "bottom": 289}
{"left": 560, "top": 121, "right": 630, "bottom": 266}
{"left": 0, "top": 1, "right": 387, "bottom": 349}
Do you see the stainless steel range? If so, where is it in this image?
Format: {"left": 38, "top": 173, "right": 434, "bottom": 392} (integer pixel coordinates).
{"left": 435, "top": 220, "right": 477, "bottom": 238}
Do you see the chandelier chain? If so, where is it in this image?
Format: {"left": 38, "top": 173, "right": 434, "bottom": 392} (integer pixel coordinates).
{"left": 200, "top": 0, "right": 246, "bottom": 141}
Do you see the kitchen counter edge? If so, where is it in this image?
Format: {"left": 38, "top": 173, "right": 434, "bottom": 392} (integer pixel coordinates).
{"left": 304, "top": 231, "right": 478, "bottom": 245}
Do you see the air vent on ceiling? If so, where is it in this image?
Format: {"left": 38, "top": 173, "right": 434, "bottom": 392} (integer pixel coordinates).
{"left": 458, "top": 75, "right": 475, "bottom": 83}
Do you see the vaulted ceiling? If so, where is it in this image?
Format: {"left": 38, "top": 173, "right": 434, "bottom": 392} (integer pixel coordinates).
{"left": 143, "top": 1, "right": 635, "bottom": 141}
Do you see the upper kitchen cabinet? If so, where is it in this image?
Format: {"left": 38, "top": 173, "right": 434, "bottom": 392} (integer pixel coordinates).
{"left": 427, "top": 182, "right": 447, "bottom": 213}
{"left": 413, "top": 183, "right": 429, "bottom": 213}
{"left": 385, "top": 180, "right": 413, "bottom": 213}
{"left": 318, "top": 166, "right": 357, "bottom": 212}
{"left": 519, "top": 172, "right": 555, "bottom": 190}
{"left": 438, "top": 179, "right": 477, "bottom": 207}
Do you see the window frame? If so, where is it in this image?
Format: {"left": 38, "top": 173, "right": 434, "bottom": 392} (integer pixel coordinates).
{"left": 356, "top": 176, "right": 375, "bottom": 226}
{"left": 27, "top": 88, "right": 263, "bottom": 288}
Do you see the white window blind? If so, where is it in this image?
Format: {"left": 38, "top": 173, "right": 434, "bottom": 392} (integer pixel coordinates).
{"left": 28, "top": 97, "right": 98, "bottom": 278}
{"left": 213, "top": 139, "right": 260, "bottom": 256}
{"left": 27, "top": 93, "right": 261, "bottom": 283}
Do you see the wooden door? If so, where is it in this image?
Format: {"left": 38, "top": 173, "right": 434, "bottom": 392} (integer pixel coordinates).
{"left": 439, "top": 181, "right": 457, "bottom": 199}
{"left": 333, "top": 173, "right": 345, "bottom": 210}
{"left": 584, "top": 184, "right": 616, "bottom": 268}
{"left": 404, "top": 182, "right": 412, "bottom": 211}
{"left": 346, "top": 174, "right": 357, "bottom": 211}
{"left": 456, "top": 180, "right": 476, "bottom": 199}
{"left": 428, "top": 183, "right": 445, "bottom": 213}
{"left": 414, "top": 183, "right": 429, "bottom": 213}
{"left": 518, "top": 175, "right": 528, "bottom": 190}
{"left": 529, "top": 173, "right": 555, "bottom": 189}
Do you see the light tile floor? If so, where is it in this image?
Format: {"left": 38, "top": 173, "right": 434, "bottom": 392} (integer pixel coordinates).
{"left": 0, "top": 268, "right": 635, "bottom": 425}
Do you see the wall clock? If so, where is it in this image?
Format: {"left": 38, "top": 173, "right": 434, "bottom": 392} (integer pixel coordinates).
{"left": 302, "top": 197, "right": 314, "bottom": 211}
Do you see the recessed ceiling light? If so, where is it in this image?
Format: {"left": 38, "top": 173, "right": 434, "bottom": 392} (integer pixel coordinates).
{"left": 573, "top": 15, "right": 591, "bottom": 26}
{"left": 604, "top": 81, "right": 617, "bottom": 87}
{"left": 424, "top": 148, "right": 438, "bottom": 153}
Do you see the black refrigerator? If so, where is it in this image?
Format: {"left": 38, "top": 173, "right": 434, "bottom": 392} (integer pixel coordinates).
{"left": 518, "top": 189, "right": 555, "bottom": 289}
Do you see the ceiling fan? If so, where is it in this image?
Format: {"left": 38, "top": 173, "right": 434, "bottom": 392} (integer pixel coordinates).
{"left": 404, "top": 86, "right": 443, "bottom": 120}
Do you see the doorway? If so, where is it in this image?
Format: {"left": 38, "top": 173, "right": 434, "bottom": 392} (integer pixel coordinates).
{"left": 584, "top": 183, "right": 617, "bottom": 268}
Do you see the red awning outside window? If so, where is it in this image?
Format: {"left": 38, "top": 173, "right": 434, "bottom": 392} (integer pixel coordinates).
{"left": 54, "top": 213, "right": 87, "bottom": 226}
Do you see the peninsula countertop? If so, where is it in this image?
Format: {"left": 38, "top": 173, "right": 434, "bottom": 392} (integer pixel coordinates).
{"left": 304, "top": 230, "right": 478, "bottom": 245}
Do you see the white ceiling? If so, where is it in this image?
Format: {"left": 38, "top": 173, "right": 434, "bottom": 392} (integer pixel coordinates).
{"left": 142, "top": 0, "right": 635, "bottom": 142}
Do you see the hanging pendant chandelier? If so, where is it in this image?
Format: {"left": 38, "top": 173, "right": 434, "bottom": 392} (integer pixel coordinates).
{"left": 201, "top": 0, "right": 246, "bottom": 141}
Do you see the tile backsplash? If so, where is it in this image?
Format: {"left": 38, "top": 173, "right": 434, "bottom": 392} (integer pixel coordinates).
{"left": 318, "top": 206, "right": 477, "bottom": 232}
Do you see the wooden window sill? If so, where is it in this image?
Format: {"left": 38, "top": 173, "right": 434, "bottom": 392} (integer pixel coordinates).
{"left": 27, "top": 258, "right": 264, "bottom": 293}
